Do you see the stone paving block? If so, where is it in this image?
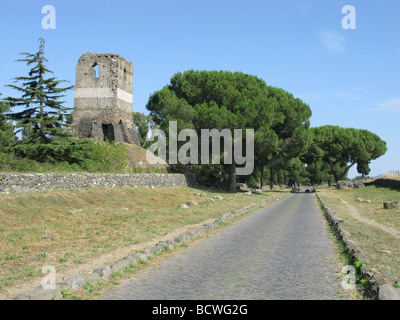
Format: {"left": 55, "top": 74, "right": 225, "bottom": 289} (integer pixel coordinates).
{"left": 101, "top": 193, "right": 350, "bottom": 300}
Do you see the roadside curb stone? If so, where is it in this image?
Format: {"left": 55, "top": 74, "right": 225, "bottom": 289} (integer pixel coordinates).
{"left": 57, "top": 276, "right": 85, "bottom": 291}
{"left": 93, "top": 266, "right": 112, "bottom": 279}
{"left": 14, "top": 286, "right": 63, "bottom": 300}
{"left": 378, "top": 284, "right": 400, "bottom": 300}
{"left": 135, "top": 252, "right": 147, "bottom": 261}
{"left": 84, "top": 272, "right": 101, "bottom": 286}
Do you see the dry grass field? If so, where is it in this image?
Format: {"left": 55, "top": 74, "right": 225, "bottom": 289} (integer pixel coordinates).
{"left": 382, "top": 172, "right": 400, "bottom": 181}
{"left": 0, "top": 185, "right": 287, "bottom": 299}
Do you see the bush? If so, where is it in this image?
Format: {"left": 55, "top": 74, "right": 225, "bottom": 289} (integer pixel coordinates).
{"left": 0, "top": 152, "right": 42, "bottom": 172}
{"left": 81, "top": 140, "right": 128, "bottom": 173}
{"left": 0, "top": 140, "right": 128, "bottom": 174}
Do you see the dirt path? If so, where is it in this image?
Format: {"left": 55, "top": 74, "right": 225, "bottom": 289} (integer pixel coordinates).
{"left": 340, "top": 199, "right": 400, "bottom": 240}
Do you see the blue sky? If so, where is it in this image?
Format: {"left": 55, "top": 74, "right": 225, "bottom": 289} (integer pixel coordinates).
{"left": 0, "top": 0, "right": 399, "bottom": 178}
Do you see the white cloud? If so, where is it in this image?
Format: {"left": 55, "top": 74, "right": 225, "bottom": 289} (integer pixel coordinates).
{"left": 319, "top": 29, "right": 346, "bottom": 54}
{"left": 334, "top": 86, "right": 366, "bottom": 99}
{"left": 376, "top": 97, "right": 400, "bottom": 112}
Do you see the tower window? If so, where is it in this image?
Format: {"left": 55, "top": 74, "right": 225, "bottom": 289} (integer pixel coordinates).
{"left": 93, "top": 63, "right": 100, "bottom": 78}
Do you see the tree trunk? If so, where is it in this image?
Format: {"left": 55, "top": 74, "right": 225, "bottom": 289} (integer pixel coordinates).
{"left": 339, "top": 162, "right": 356, "bottom": 182}
{"left": 269, "top": 169, "right": 275, "bottom": 190}
{"left": 329, "top": 159, "right": 356, "bottom": 188}
{"left": 260, "top": 164, "right": 264, "bottom": 189}
{"left": 228, "top": 163, "right": 236, "bottom": 193}
{"left": 328, "top": 160, "right": 340, "bottom": 184}
{"left": 40, "top": 100, "right": 44, "bottom": 130}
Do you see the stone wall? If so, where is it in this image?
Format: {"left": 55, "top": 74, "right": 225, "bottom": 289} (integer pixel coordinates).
{"left": 364, "top": 178, "right": 400, "bottom": 191}
{"left": 337, "top": 180, "right": 365, "bottom": 189}
{"left": 0, "top": 173, "right": 196, "bottom": 194}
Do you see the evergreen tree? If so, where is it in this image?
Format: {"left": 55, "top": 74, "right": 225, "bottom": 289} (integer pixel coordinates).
{"left": 132, "top": 112, "right": 156, "bottom": 148}
{"left": 309, "top": 125, "right": 386, "bottom": 184}
{"left": 357, "top": 160, "right": 371, "bottom": 178}
{"left": 147, "top": 70, "right": 274, "bottom": 192}
{"left": 0, "top": 93, "right": 15, "bottom": 148}
{"left": 261, "top": 87, "right": 312, "bottom": 189}
{"left": 4, "top": 38, "right": 78, "bottom": 162}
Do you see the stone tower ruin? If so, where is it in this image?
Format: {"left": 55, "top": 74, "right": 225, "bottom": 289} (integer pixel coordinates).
{"left": 71, "top": 53, "right": 140, "bottom": 146}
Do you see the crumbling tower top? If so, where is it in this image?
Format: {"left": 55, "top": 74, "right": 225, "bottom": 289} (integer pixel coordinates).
{"left": 71, "top": 53, "right": 140, "bottom": 145}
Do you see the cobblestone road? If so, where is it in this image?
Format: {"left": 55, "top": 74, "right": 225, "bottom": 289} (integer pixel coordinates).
{"left": 101, "top": 193, "right": 350, "bottom": 300}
